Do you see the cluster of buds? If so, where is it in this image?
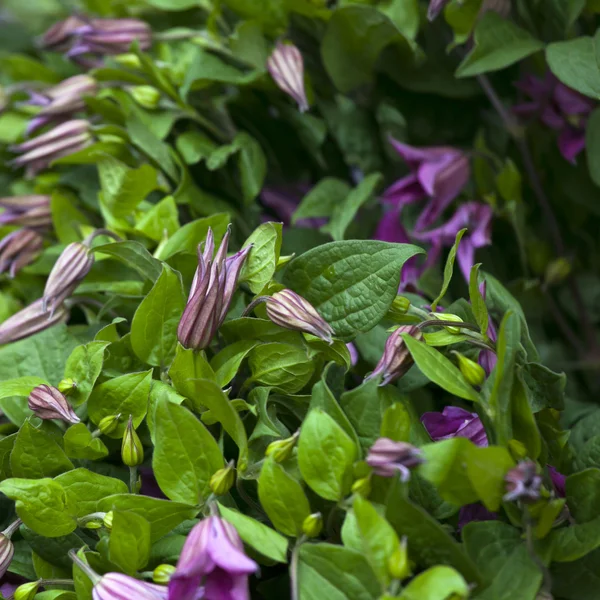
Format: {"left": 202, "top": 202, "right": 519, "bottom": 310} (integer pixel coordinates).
{"left": 267, "top": 42, "right": 309, "bottom": 112}
{"left": 0, "top": 228, "right": 44, "bottom": 277}
{"left": 23, "top": 75, "right": 97, "bottom": 133}
{"left": 366, "top": 325, "right": 422, "bottom": 386}
{"left": 504, "top": 461, "right": 543, "bottom": 503}
{"left": 177, "top": 227, "right": 251, "bottom": 351}
{"left": 42, "top": 17, "right": 152, "bottom": 68}
{"left": 0, "top": 519, "right": 21, "bottom": 579}
{"left": 28, "top": 384, "right": 80, "bottom": 424}
{"left": 366, "top": 438, "right": 424, "bottom": 481}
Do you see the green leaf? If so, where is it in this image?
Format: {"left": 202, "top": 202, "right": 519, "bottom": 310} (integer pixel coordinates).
{"left": 50, "top": 189, "right": 92, "bottom": 244}
{"left": 401, "top": 335, "right": 480, "bottom": 402}
{"left": 431, "top": 229, "right": 466, "bottom": 311}
{"left": 0, "top": 478, "right": 77, "bottom": 537}
{"left": 93, "top": 241, "right": 163, "bottom": 282}
{"left": 63, "top": 424, "right": 109, "bottom": 460}
{"left": 153, "top": 399, "right": 223, "bottom": 504}
{"left": 109, "top": 511, "right": 151, "bottom": 574}
{"left": 11, "top": 421, "right": 73, "bottom": 479}
{"left": 283, "top": 240, "right": 424, "bottom": 341}
{"left": 552, "top": 547, "right": 600, "bottom": 600}
{"left": 169, "top": 345, "right": 215, "bottom": 399}
{"left": 456, "top": 12, "right": 544, "bottom": 78}
{"left": 257, "top": 457, "right": 311, "bottom": 537}
{"left": 0, "top": 434, "right": 16, "bottom": 479}
{"left": 566, "top": 468, "right": 600, "bottom": 523}
{"left": 298, "top": 409, "right": 357, "bottom": 501}
{"left": 0, "top": 376, "right": 46, "bottom": 401}
{"left": 131, "top": 265, "right": 186, "bottom": 368}
{"left": 293, "top": 178, "right": 351, "bottom": 224}
{"left": 469, "top": 264, "right": 489, "bottom": 335}
{"left": 135, "top": 196, "right": 180, "bottom": 242}
{"left": 63, "top": 341, "right": 110, "bottom": 406}
{"left": 550, "top": 515, "right": 600, "bottom": 562}
{"left": 248, "top": 342, "right": 315, "bottom": 393}
{"left": 586, "top": 108, "right": 600, "bottom": 188}
{"left": 176, "top": 131, "right": 218, "bottom": 165}
{"left": 239, "top": 222, "right": 283, "bottom": 293}
{"left": 147, "top": 380, "right": 186, "bottom": 444}
{"left": 217, "top": 503, "right": 288, "bottom": 563}
{"left": 381, "top": 402, "right": 411, "bottom": 442}
{"left": 511, "top": 371, "right": 542, "bottom": 459}
{"left": 298, "top": 543, "right": 380, "bottom": 600}
{"left": 466, "top": 446, "right": 515, "bottom": 511}
{"left": 210, "top": 340, "right": 259, "bottom": 388}
{"left": 87, "top": 370, "right": 153, "bottom": 438}
{"left": 400, "top": 566, "right": 469, "bottom": 600}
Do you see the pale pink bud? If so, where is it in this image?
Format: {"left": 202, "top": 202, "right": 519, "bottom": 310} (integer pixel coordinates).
{"left": 28, "top": 384, "right": 80, "bottom": 424}
{"left": 267, "top": 42, "right": 309, "bottom": 112}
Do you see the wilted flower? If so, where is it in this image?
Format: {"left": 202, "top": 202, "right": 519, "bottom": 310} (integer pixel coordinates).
{"left": 9, "top": 119, "right": 92, "bottom": 178}
{"left": 0, "top": 520, "right": 21, "bottom": 579}
{"left": 366, "top": 438, "right": 423, "bottom": 481}
{"left": 366, "top": 325, "right": 422, "bottom": 386}
{"left": 0, "top": 298, "right": 69, "bottom": 345}
{"left": 43, "top": 241, "right": 94, "bottom": 315}
{"left": 427, "top": 0, "right": 450, "bottom": 20}
{"left": 169, "top": 515, "right": 258, "bottom": 600}
{"left": 0, "top": 229, "right": 44, "bottom": 277}
{"left": 265, "top": 289, "right": 334, "bottom": 343}
{"left": 504, "top": 461, "right": 543, "bottom": 503}
{"left": 28, "top": 384, "right": 80, "bottom": 424}
{"left": 514, "top": 72, "right": 595, "bottom": 163}
{"left": 267, "top": 42, "right": 309, "bottom": 112}
{"left": 0, "top": 195, "right": 52, "bottom": 228}
{"left": 24, "top": 75, "right": 97, "bottom": 133}
{"left": 177, "top": 227, "right": 251, "bottom": 351}
{"left": 421, "top": 406, "right": 488, "bottom": 447}
{"left": 413, "top": 202, "right": 493, "bottom": 281}
{"left": 121, "top": 415, "right": 144, "bottom": 467}
{"left": 382, "top": 138, "right": 470, "bottom": 232}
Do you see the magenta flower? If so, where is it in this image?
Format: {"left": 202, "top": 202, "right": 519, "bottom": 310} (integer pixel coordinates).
{"left": 169, "top": 515, "right": 258, "bottom": 600}
{"left": 366, "top": 438, "right": 424, "bottom": 481}
{"left": 382, "top": 138, "right": 470, "bottom": 232}
{"left": 514, "top": 72, "right": 595, "bottom": 163}
{"left": 421, "top": 406, "right": 488, "bottom": 447}
{"left": 548, "top": 465, "right": 566, "bottom": 498}
{"left": 413, "top": 202, "right": 492, "bottom": 281}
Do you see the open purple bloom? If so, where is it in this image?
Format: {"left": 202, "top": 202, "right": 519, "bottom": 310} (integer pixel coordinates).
{"left": 169, "top": 515, "right": 258, "bottom": 600}
{"left": 458, "top": 503, "right": 498, "bottom": 531}
{"left": 514, "top": 72, "right": 595, "bottom": 163}
{"left": 421, "top": 406, "right": 488, "bottom": 447}
{"left": 504, "top": 461, "right": 542, "bottom": 503}
{"left": 366, "top": 438, "right": 424, "bottom": 481}
{"left": 383, "top": 138, "right": 470, "bottom": 232}
{"left": 413, "top": 202, "right": 493, "bottom": 281}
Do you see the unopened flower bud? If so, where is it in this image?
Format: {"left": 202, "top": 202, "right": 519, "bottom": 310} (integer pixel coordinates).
{"left": 504, "top": 461, "right": 542, "bottom": 503}
{"left": 84, "top": 519, "right": 103, "bottom": 530}
{"left": 265, "top": 289, "right": 334, "bottom": 343}
{"left": 0, "top": 228, "right": 44, "bottom": 278}
{"left": 367, "top": 438, "right": 423, "bottom": 481}
{"left": 0, "top": 298, "right": 69, "bottom": 345}
{"left": 28, "top": 384, "right": 80, "bottom": 424}
{"left": 121, "top": 415, "right": 143, "bottom": 467}
{"left": 544, "top": 258, "right": 571, "bottom": 286}
{"left": 351, "top": 476, "right": 372, "bottom": 498}
{"left": 367, "top": 325, "right": 422, "bottom": 386}
{"left": 388, "top": 537, "right": 410, "bottom": 581}
{"left": 427, "top": 0, "right": 450, "bottom": 21}
{"left": 99, "top": 414, "right": 121, "bottom": 435}
{"left": 508, "top": 439, "right": 528, "bottom": 461}
{"left": 0, "top": 520, "right": 21, "bottom": 579}
{"left": 58, "top": 377, "right": 77, "bottom": 395}
{"left": 128, "top": 85, "right": 161, "bottom": 109}
{"left": 0, "top": 195, "right": 52, "bottom": 228}
{"left": 114, "top": 53, "right": 142, "bottom": 69}
{"left": 265, "top": 432, "right": 299, "bottom": 463}
{"left": 209, "top": 462, "right": 236, "bottom": 496}
{"left": 14, "top": 581, "right": 39, "bottom": 600}
{"left": 387, "top": 296, "right": 411, "bottom": 320}
{"left": 267, "top": 42, "right": 309, "bottom": 112}
{"left": 431, "top": 312, "right": 464, "bottom": 334}
{"left": 453, "top": 352, "right": 485, "bottom": 386}
{"left": 302, "top": 513, "right": 323, "bottom": 538}
{"left": 103, "top": 511, "right": 114, "bottom": 530}
{"left": 152, "top": 564, "right": 176, "bottom": 584}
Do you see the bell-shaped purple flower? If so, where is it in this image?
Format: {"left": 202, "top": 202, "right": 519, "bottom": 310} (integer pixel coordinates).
{"left": 0, "top": 195, "right": 52, "bottom": 228}
{"left": 9, "top": 119, "right": 92, "bottom": 178}
{"left": 267, "top": 42, "right": 309, "bottom": 112}
{"left": 0, "top": 229, "right": 44, "bottom": 277}
{"left": 177, "top": 227, "right": 251, "bottom": 351}
{"left": 427, "top": 0, "right": 450, "bottom": 20}
{"left": 366, "top": 438, "right": 424, "bottom": 481}
{"left": 413, "top": 202, "right": 492, "bottom": 281}
{"left": 504, "top": 461, "right": 542, "bottom": 503}
{"left": 383, "top": 138, "right": 470, "bottom": 232}
{"left": 265, "top": 289, "right": 334, "bottom": 343}
{"left": 28, "top": 384, "right": 80, "bottom": 424}
{"left": 0, "top": 298, "right": 69, "bottom": 345}
{"left": 421, "top": 406, "right": 488, "bottom": 447}
{"left": 169, "top": 515, "right": 258, "bottom": 600}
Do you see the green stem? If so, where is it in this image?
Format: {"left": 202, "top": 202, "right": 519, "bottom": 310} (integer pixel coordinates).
{"left": 129, "top": 466, "right": 138, "bottom": 494}
{"left": 523, "top": 511, "right": 552, "bottom": 595}
{"left": 290, "top": 535, "right": 307, "bottom": 600}
{"left": 39, "top": 579, "right": 75, "bottom": 587}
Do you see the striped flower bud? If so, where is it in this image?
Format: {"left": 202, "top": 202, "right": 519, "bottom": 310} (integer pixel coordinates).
{"left": 302, "top": 513, "right": 323, "bottom": 538}
{"left": 504, "top": 461, "right": 542, "bottom": 504}
{"left": 98, "top": 414, "right": 121, "bottom": 435}
{"left": 43, "top": 241, "right": 94, "bottom": 315}
{"left": 1, "top": 520, "right": 21, "bottom": 579}
{"left": 153, "top": 564, "right": 176, "bottom": 585}
{"left": 177, "top": 227, "right": 251, "bottom": 351}
{"left": 266, "top": 432, "right": 299, "bottom": 463}
{"left": 41, "top": 16, "right": 89, "bottom": 51}
{"left": 0, "top": 195, "right": 52, "bottom": 228}
{"left": 0, "top": 298, "right": 69, "bottom": 345}
{"left": 265, "top": 289, "right": 334, "bottom": 343}
{"left": 366, "top": 325, "right": 422, "bottom": 386}
{"left": 0, "top": 229, "right": 44, "bottom": 277}
{"left": 121, "top": 415, "right": 143, "bottom": 467}
{"left": 209, "top": 461, "right": 235, "bottom": 496}
{"left": 367, "top": 438, "right": 424, "bottom": 481}
{"left": 95, "top": 573, "right": 168, "bottom": 600}
{"left": 267, "top": 42, "right": 309, "bottom": 112}
{"left": 28, "top": 384, "right": 80, "bottom": 424}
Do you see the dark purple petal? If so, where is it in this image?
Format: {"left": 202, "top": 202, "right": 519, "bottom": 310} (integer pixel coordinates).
{"left": 548, "top": 465, "right": 566, "bottom": 498}
{"left": 458, "top": 503, "right": 497, "bottom": 531}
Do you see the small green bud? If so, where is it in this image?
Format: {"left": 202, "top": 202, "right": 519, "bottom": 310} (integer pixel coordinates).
{"left": 544, "top": 257, "right": 571, "bottom": 286}
{"left": 265, "top": 432, "right": 298, "bottom": 463}
{"left": 98, "top": 413, "right": 121, "bottom": 435}
{"left": 453, "top": 351, "right": 485, "bottom": 387}
{"left": 388, "top": 295, "right": 411, "bottom": 319}
{"left": 508, "top": 439, "right": 528, "bottom": 461}
{"left": 153, "top": 564, "right": 176, "bottom": 584}
{"left": 351, "top": 476, "right": 371, "bottom": 498}
{"left": 14, "top": 581, "right": 39, "bottom": 600}
{"left": 128, "top": 85, "right": 161, "bottom": 109}
{"left": 209, "top": 461, "right": 236, "bottom": 496}
{"left": 353, "top": 460, "right": 370, "bottom": 480}
{"left": 103, "top": 511, "right": 114, "bottom": 530}
{"left": 431, "top": 312, "right": 464, "bottom": 334}
{"left": 121, "top": 415, "right": 143, "bottom": 467}
{"left": 57, "top": 377, "right": 77, "bottom": 395}
{"left": 388, "top": 537, "right": 411, "bottom": 580}
{"left": 114, "top": 53, "right": 142, "bottom": 69}
{"left": 302, "top": 512, "right": 323, "bottom": 538}
{"left": 84, "top": 520, "right": 103, "bottom": 530}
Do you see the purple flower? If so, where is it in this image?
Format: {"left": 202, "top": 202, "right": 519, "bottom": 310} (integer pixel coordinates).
{"left": 0, "top": 520, "right": 21, "bottom": 579}
{"left": 28, "top": 384, "right": 80, "bottom": 424}
{"left": 0, "top": 195, "right": 52, "bottom": 228}
{"left": 421, "top": 406, "right": 488, "bottom": 447}
{"left": 41, "top": 15, "right": 89, "bottom": 51}
{"left": 504, "top": 461, "right": 542, "bottom": 503}
{"left": 177, "top": 227, "right": 251, "bottom": 351}
{"left": 0, "top": 229, "right": 44, "bottom": 277}
{"left": 366, "top": 438, "right": 424, "bottom": 481}
{"left": 458, "top": 503, "right": 498, "bottom": 531}
{"left": 413, "top": 202, "right": 493, "bottom": 281}
{"left": 383, "top": 138, "right": 470, "bottom": 232}
{"left": 0, "top": 298, "right": 69, "bottom": 345}
{"left": 514, "top": 72, "right": 594, "bottom": 163}
{"left": 347, "top": 342, "right": 359, "bottom": 366}
{"left": 267, "top": 42, "right": 309, "bottom": 112}
{"left": 548, "top": 465, "right": 566, "bottom": 498}
{"left": 169, "top": 515, "right": 258, "bottom": 600}
{"left": 93, "top": 573, "right": 168, "bottom": 600}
